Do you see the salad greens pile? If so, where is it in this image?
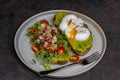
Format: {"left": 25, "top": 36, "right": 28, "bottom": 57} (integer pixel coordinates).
{"left": 26, "top": 19, "right": 71, "bottom": 70}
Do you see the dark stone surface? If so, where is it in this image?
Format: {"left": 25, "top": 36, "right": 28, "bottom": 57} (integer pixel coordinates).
{"left": 0, "top": 0, "right": 120, "bottom": 80}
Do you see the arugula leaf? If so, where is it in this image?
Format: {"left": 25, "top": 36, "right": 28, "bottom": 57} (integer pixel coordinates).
{"left": 62, "top": 40, "right": 68, "bottom": 47}
{"left": 49, "top": 25, "right": 53, "bottom": 29}
{"left": 34, "top": 52, "right": 39, "bottom": 57}
{"left": 49, "top": 53, "right": 54, "bottom": 58}
{"left": 32, "top": 59, "right": 36, "bottom": 64}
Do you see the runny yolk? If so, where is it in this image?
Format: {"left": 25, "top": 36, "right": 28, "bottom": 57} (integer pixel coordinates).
{"left": 68, "top": 28, "right": 77, "bottom": 46}
{"left": 69, "top": 28, "right": 77, "bottom": 39}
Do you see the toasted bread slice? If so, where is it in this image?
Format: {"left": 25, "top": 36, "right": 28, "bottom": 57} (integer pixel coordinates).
{"left": 73, "top": 48, "right": 90, "bottom": 56}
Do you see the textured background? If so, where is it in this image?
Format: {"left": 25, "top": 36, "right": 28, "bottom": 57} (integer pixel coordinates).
{"left": 0, "top": 0, "right": 120, "bottom": 80}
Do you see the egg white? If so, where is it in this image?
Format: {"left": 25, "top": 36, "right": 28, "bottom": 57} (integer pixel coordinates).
{"left": 59, "top": 14, "right": 78, "bottom": 31}
{"left": 75, "top": 27, "right": 90, "bottom": 41}
{"left": 59, "top": 14, "right": 90, "bottom": 41}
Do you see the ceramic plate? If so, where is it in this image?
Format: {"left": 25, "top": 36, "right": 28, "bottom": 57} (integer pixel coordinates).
{"left": 14, "top": 10, "right": 106, "bottom": 78}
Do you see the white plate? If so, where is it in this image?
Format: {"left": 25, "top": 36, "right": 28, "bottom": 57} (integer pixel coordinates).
{"left": 14, "top": 10, "right": 107, "bottom": 78}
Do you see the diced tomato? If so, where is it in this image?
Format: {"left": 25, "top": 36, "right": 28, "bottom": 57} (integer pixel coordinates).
{"left": 29, "top": 27, "right": 35, "bottom": 34}
{"left": 31, "top": 45, "right": 40, "bottom": 53}
{"left": 41, "top": 39, "right": 46, "bottom": 42}
{"left": 47, "top": 48, "right": 53, "bottom": 53}
{"left": 33, "top": 37, "right": 37, "bottom": 41}
{"left": 57, "top": 47, "right": 65, "bottom": 55}
{"left": 45, "top": 46, "right": 50, "bottom": 50}
{"left": 58, "top": 42, "right": 63, "bottom": 47}
{"left": 70, "top": 55, "right": 80, "bottom": 63}
{"left": 37, "top": 33, "right": 40, "bottom": 36}
{"left": 37, "top": 29, "right": 43, "bottom": 36}
{"left": 51, "top": 29, "right": 56, "bottom": 34}
{"left": 42, "top": 46, "right": 46, "bottom": 49}
{"left": 38, "top": 29, "right": 43, "bottom": 33}
{"left": 47, "top": 37, "right": 53, "bottom": 42}
{"left": 41, "top": 19, "right": 49, "bottom": 25}
{"left": 54, "top": 48, "right": 58, "bottom": 52}
{"left": 43, "top": 26, "right": 48, "bottom": 32}
{"left": 45, "top": 43, "right": 51, "bottom": 49}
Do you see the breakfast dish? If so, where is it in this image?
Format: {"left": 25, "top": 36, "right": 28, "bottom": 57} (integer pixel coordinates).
{"left": 14, "top": 10, "right": 106, "bottom": 77}
{"left": 26, "top": 12, "right": 93, "bottom": 70}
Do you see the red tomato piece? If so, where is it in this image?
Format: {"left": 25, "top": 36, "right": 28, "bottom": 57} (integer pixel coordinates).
{"left": 47, "top": 48, "right": 53, "bottom": 53}
{"left": 58, "top": 42, "right": 63, "bottom": 47}
{"left": 41, "top": 19, "right": 49, "bottom": 25}
{"left": 33, "top": 37, "right": 37, "bottom": 41}
{"left": 41, "top": 39, "right": 46, "bottom": 42}
{"left": 31, "top": 45, "right": 40, "bottom": 53}
{"left": 43, "top": 26, "right": 48, "bottom": 32}
{"left": 51, "top": 29, "right": 56, "bottom": 34}
{"left": 70, "top": 55, "right": 80, "bottom": 62}
{"left": 57, "top": 47, "right": 65, "bottom": 55}
{"left": 37, "top": 29, "right": 43, "bottom": 36}
{"left": 37, "top": 33, "right": 40, "bottom": 36}
{"left": 29, "top": 27, "right": 35, "bottom": 34}
{"left": 45, "top": 43, "right": 51, "bottom": 49}
{"left": 47, "top": 37, "right": 53, "bottom": 42}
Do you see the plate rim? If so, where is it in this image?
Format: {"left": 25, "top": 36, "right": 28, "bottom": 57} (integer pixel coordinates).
{"left": 14, "top": 9, "right": 107, "bottom": 78}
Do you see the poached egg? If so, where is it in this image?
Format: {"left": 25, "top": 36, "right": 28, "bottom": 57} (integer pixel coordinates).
{"left": 59, "top": 14, "right": 90, "bottom": 41}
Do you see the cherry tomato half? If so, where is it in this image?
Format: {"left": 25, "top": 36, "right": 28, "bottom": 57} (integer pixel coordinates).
{"left": 31, "top": 45, "right": 40, "bottom": 53}
{"left": 57, "top": 47, "right": 65, "bottom": 55}
{"left": 70, "top": 55, "right": 80, "bottom": 62}
{"left": 41, "top": 19, "right": 49, "bottom": 25}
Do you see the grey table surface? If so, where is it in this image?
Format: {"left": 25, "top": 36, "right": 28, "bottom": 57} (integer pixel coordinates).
{"left": 0, "top": 0, "right": 120, "bottom": 80}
